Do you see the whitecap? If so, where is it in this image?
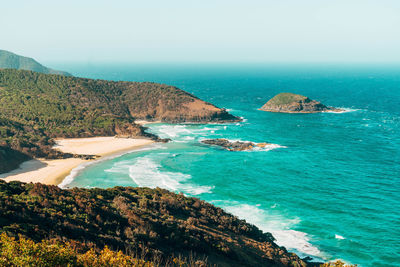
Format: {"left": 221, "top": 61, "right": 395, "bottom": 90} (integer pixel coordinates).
{"left": 324, "top": 107, "right": 360, "bottom": 113}
{"left": 335, "top": 234, "right": 345, "bottom": 240}
{"left": 251, "top": 143, "right": 287, "bottom": 152}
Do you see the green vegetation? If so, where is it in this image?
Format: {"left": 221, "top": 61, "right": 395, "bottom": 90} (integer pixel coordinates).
{"left": 0, "top": 180, "right": 307, "bottom": 266}
{"left": 0, "top": 69, "right": 237, "bottom": 173}
{"left": 0, "top": 50, "right": 71, "bottom": 76}
{"left": 0, "top": 233, "right": 204, "bottom": 266}
{"left": 266, "top": 93, "right": 308, "bottom": 105}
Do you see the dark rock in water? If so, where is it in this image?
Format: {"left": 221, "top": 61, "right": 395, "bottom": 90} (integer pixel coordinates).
{"left": 260, "top": 93, "right": 344, "bottom": 113}
{"left": 201, "top": 138, "right": 271, "bottom": 151}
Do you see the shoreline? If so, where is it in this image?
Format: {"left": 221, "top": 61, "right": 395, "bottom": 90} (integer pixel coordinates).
{"left": 0, "top": 137, "right": 154, "bottom": 186}
{"left": 135, "top": 119, "right": 162, "bottom": 125}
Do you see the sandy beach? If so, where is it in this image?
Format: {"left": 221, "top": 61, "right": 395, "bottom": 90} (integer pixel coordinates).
{"left": 0, "top": 137, "right": 154, "bottom": 186}
{"left": 135, "top": 120, "right": 162, "bottom": 125}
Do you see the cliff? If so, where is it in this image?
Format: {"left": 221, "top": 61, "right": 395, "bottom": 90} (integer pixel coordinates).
{"left": 0, "top": 180, "right": 312, "bottom": 267}
{"left": 260, "top": 93, "right": 343, "bottom": 113}
{"left": 0, "top": 49, "right": 71, "bottom": 76}
{"left": 0, "top": 69, "right": 239, "bottom": 174}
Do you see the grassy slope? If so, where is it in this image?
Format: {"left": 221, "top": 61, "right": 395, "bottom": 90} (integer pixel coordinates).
{"left": 267, "top": 93, "right": 308, "bottom": 105}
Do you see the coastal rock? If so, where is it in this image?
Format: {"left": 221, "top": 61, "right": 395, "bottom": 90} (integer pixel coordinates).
{"left": 260, "top": 93, "right": 344, "bottom": 113}
{"left": 201, "top": 138, "right": 271, "bottom": 151}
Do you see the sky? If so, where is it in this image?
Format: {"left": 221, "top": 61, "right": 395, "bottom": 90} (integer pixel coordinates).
{"left": 2, "top": 0, "right": 400, "bottom": 63}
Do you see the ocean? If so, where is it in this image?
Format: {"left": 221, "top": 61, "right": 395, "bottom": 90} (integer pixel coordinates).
{"left": 53, "top": 63, "right": 400, "bottom": 266}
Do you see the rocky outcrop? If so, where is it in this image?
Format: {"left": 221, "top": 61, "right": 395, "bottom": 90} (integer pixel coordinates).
{"left": 202, "top": 138, "right": 271, "bottom": 151}
{"left": 260, "top": 93, "right": 344, "bottom": 113}
{"left": 122, "top": 83, "right": 241, "bottom": 123}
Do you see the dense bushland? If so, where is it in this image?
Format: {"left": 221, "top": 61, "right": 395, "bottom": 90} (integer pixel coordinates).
{"left": 0, "top": 180, "right": 308, "bottom": 267}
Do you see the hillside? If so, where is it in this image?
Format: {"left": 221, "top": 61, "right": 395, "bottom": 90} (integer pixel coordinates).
{"left": 0, "top": 180, "right": 313, "bottom": 266}
{"left": 0, "top": 69, "right": 239, "bottom": 173}
{"left": 260, "top": 93, "right": 343, "bottom": 113}
{"left": 0, "top": 50, "right": 71, "bottom": 76}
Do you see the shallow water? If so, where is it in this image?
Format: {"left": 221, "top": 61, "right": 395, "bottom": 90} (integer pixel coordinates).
{"left": 58, "top": 63, "right": 400, "bottom": 266}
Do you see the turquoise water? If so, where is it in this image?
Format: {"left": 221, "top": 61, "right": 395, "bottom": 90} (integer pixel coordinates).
{"left": 58, "top": 63, "right": 400, "bottom": 266}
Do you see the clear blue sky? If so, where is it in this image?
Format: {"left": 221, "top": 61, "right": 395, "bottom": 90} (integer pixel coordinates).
{"left": 2, "top": 0, "right": 400, "bottom": 63}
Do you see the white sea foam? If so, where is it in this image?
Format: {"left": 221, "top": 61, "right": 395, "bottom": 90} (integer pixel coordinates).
{"left": 251, "top": 143, "right": 287, "bottom": 152}
{"left": 58, "top": 143, "right": 165, "bottom": 189}
{"left": 154, "top": 124, "right": 221, "bottom": 141}
{"left": 104, "top": 160, "right": 133, "bottom": 174}
{"left": 58, "top": 161, "right": 93, "bottom": 189}
{"left": 128, "top": 156, "right": 213, "bottom": 195}
{"left": 157, "top": 125, "right": 192, "bottom": 138}
{"left": 324, "top": 107, "right": 360, "bottom": 113}
{"left": 216, "top": 139, "right": 287, "bottom": 152}
{"left": 213, "top": 201, "right": 322, "bottom": 258}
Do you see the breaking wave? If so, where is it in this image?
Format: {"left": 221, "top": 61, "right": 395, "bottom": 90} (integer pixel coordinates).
{"left": 212, "top": 201, "right": 323, "bottom": 259}
{"left": 128, "top": 156, "right": 213, "bottom": 195}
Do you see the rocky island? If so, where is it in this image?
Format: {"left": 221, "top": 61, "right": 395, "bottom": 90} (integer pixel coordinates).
{"left": 202, "top": 138, "right": 272, "bottom": 151}
{"left": 260, "top": 93, "right": 344, "bottom": 113}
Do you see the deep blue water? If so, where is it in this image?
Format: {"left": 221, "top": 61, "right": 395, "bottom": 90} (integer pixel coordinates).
{"left": 55, "top": 63, "right": 400, "bottom": 266}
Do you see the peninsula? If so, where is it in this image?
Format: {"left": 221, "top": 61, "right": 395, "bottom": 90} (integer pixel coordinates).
{"left": 0, "top": 69, "right": 240, "bottom": 178}
{"left": 260, "top": 93, "right": 344, "bottom": 113}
